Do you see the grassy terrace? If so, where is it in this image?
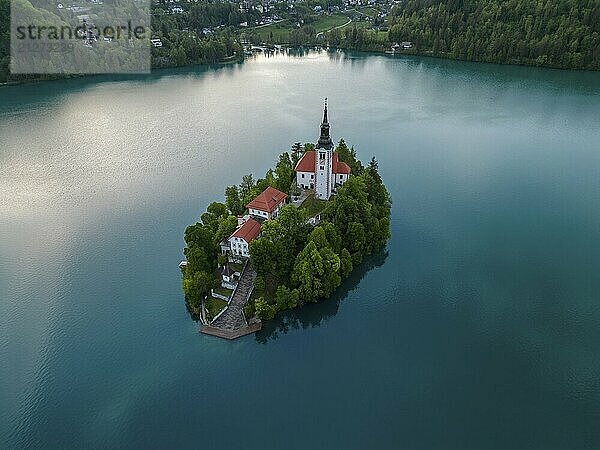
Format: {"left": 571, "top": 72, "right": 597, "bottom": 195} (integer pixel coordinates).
{"left": 229, "top": 262, "right": 244, "bottom": 274}
{"left": 311, "top": 13, "right": 350, "bottom": 33}
{"left": 250, "top": 20, "right": 295, "bottom": 42}
{"left": 249, "top": 13, "right": 350, "bottom": 42}
{"left": 299, "top": 193, "right": 328, "bottom": 218}
{"left": 206, "top": 297, "right": 228, "bottom": 321}
{"left": 213, "top": 286, "right": 233, "bottom": 298}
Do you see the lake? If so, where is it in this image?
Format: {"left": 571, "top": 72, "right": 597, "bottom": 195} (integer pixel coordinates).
{"left": 1, "top": 50, "right": 600, "bottom": 449}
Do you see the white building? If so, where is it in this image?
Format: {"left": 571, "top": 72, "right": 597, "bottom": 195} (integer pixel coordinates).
{"left": 246, "top": 186, "right": 288, "bottom": 220}
{"left": 294, "top": 99, "right": 351, "bottom": 199}
{"left": 227, "top": 218, "right": 261, "bottom": 257}
{"left": 220, "top": 264, "right": 239, "bottom": 289}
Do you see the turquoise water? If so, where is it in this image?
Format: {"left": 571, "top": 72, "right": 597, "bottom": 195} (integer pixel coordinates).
{"left": 1, "top": 51, "right": 600, "bottom": 448}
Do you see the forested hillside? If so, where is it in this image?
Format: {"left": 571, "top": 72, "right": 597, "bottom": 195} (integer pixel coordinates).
{"left": 0, "top": 0, "right": 244, "bottom": 83}
{"left": 387, "top": 0, "right": 600, "bottom": 70}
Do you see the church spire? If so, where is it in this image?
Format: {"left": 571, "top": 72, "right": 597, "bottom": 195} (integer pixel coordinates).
{"left": 317, "top": 98, "right": 333, "bottom": 150}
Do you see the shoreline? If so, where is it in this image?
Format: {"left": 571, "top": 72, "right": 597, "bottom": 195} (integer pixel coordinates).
{"left": 361, "top": 47, "right": 600, "bottom": 73}
{"left": 320, "top": 44, "right": 600, "bottom": 73}
{"left": 0, "top": 54, "right": 243, "bottom": 88}
{"left": 2, "top": 47, "right": 596, "bottom": 89}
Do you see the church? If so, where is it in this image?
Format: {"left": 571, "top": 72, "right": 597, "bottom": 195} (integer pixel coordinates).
{"left": 294, "top": 100, "right": 351, "bottom": 200}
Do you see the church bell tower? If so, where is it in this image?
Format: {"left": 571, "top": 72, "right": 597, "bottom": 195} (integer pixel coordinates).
{"left": 315, "top": 98, "right": 334, "bottom": 200}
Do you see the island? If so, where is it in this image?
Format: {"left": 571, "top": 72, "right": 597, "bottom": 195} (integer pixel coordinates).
{"left": 181, "top": 99, "right": 391, "bottom": 339}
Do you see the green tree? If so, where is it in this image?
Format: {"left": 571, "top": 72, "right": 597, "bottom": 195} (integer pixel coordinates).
{"left": 184, "top": 222, "right": 217, "bottom": 274}
{"left": 182, "top": 270, "right": 217, "bottom": 308}
{"left": 275, "top": 285, "right": 300, "bottom": 311}
{"left": 291, "top": 240, "right": 341, "bottom": 303}
{"left": 201, "top": 201, "right": 228, "bottom": 231}
{"left": 274, "top": 152, "right": 294, "bottom": 193}
{"left": 336, "top": 139, "right": 363, "bottom": 174}
{"left": 251, "top": 204, "right": 311, "bottom": 282}
{"left": 239, "top": 174, "right": 255, "bottom": 200}
{"left": 254, "top": 276, "right": 266, "bottom": 292}
{"left": 249, "top": 237, "right": 279, "bottom": 280}
{"left": 346, "top": 221, "right": 366, "bottom": 263}
{"left": 291, "top": 142, "right": 303, "bottom": 167}
{"left": 339, "top": 248, "right": 353, "bottom": 278}
{"left": 214, "top": 214, "right": 238, "bottom": 244}
{"left": 255, "top": 296, "right": 276, "bottom": 320}
{"left": 225, "top": 185, "right": 244, "bottom": 216}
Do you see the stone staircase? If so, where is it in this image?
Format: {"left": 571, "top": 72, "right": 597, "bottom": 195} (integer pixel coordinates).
{"left": 211, "top": 264, "right": 256, "bottom": 331}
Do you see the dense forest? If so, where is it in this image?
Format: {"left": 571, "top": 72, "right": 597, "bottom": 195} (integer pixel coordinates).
{"left": 150, "top": 1, "right": 252, "bottom": 68}
{"left": 0, "top": 0, "right": 244, "bottom": 83}
{"left": 383, "top": 0, "right": 600, "bottom": 70}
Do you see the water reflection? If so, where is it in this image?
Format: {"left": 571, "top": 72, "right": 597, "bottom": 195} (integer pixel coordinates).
{"left": 255, "top": 248, "right": 389, "bottom": 343}
{"left": 0, "top": 62, "right": 243, "bottom": 113}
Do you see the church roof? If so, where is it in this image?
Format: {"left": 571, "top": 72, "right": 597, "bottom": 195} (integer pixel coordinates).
{"left": 229, "top": 218, "right": 261, "bottom": 243}
{"left": 294, "top": 150, "right": 316, "bottom": 172}
{"left": 294, "top": 151, "right": 351, "bottom": 175}
{"left": 245, "top": 186, "right": 288, "bottom": 213}
{"left": 333, "top": 152, "right": 351, "bottom": 174}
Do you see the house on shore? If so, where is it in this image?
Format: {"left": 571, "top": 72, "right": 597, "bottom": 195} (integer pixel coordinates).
{"left": 294, "top": 99, "right": 351, "bottom": 199}
{"left": 246, "top": 186, "right": 288, "bottom": 220}
{"left": 221, "top": 186, "right": 286, "bottom": 259}
{"left": 227, "top": 217, "right": 261, "bottom": 257}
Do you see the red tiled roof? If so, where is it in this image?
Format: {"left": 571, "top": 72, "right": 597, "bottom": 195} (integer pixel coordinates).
{"left": 230, "top": 218, "right": 261, "bottom": 243}
{"left": 246, "top": 186, "right": 288, "bottom": 213}
{"left": 294, "top": 150, "right": 316, "bottom": 172}
{"left": 332, "top": 152, "right": 351, "bottom": 174}
{"left": 294, "top": 150, "right": 351, "bottom": 175}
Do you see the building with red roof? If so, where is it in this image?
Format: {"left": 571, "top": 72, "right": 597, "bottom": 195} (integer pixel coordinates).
{"left": 227, "top": 218, "right": 261, "bottom": 257}
{"left": 246, "top": 186, "right": 288, "bottom": 220}
{"left": 294, "top": 100, "right": 351, "bottom": 199}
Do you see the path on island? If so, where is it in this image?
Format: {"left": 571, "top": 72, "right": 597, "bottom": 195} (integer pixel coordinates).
{"left": 202, "top": 263, "right": 260, "bottom": 339}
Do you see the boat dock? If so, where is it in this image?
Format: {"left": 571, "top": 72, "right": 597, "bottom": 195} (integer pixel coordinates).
{"left": 201, "top": 320, "right": 262, "bottom": 340}
{"left": 200, "top": 262, "right": 261, "bottom": 340}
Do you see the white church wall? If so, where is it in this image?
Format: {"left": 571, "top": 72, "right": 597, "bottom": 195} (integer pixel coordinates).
{"left": 296, "top": 171, "right": 314, "bottom": 189}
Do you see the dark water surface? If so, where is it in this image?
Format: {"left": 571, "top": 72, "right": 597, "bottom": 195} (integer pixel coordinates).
{"left": 1, "top": 51, "right": 600, "bottom": 449}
